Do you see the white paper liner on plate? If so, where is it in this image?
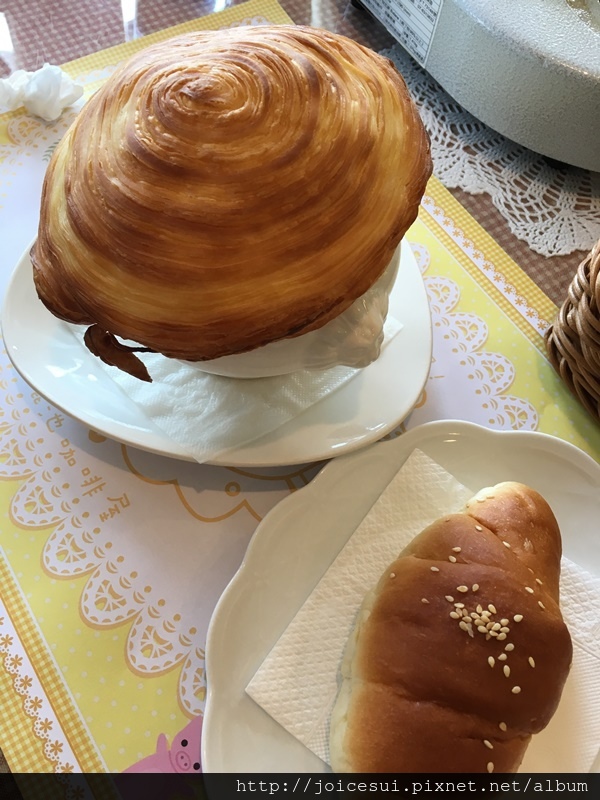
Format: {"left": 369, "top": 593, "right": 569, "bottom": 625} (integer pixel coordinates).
{"left": 69, "top": 316, "right": 402, "bottom": 464}
{"left": 246, "top": 449, "right": 600, "bottom": 772}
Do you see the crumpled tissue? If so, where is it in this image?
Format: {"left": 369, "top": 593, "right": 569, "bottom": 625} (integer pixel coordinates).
{"left": 0, "top": 63, "right": 83, "bottom": 121}
{"left": 71, "top": 316, "right": 402, "bottom": 464}
{"left": 246, "top": 449, "right": 600, "bottom": 773}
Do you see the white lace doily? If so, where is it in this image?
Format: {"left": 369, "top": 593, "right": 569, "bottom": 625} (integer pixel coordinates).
{"left": 382, "top": 45, "right": 600, "bottom": 258}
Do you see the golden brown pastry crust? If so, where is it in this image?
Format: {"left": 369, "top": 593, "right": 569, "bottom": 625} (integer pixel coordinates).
{"left": 31, "top": 25, "right": 432, "bottom": 372}
{"left": 329, "top": 482, "right": 572, "bottom": 773}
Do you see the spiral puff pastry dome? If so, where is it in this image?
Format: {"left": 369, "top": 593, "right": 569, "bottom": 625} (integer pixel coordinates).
{"left": 31, "top": 25, "right": 432, "bottom": 380}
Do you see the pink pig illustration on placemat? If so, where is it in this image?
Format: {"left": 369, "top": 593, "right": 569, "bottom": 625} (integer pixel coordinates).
{"left": 123, "top": 715, "right": 203, "bottom": 773}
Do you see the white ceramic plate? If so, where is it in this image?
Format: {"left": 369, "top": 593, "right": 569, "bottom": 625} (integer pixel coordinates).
{"left": 202, "top": 420, "right": 600, "bottom": 772}
{"left": 1, "top": 243, "right": 431, "bottom": 468}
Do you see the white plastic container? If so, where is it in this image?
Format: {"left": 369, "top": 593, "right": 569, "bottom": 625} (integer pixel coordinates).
{"left": 359, "top": 0, "right": 600, "bottom": 171}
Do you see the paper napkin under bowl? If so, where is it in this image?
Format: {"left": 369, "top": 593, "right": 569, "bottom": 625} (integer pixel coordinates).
{"left": 246, "top": 449, "right": 600, "bottom": 773}
{"left": 69, "top": 316, "right": 401, "bottom": 464}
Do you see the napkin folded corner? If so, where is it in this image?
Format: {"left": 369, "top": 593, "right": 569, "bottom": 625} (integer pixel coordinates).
{"left": 246, "top": 449, "right": 474, "bottom": 763}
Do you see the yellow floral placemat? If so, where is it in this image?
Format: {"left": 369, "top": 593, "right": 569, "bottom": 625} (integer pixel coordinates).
{"left": 1, "top": 0, "right": 600, "bottom": 777}
{"left": 410, "top": 180, "right": 600, "bottom": 456}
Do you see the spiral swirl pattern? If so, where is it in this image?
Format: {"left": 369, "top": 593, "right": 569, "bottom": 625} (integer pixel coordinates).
{"left": 32, "top": 25, "right": 432, "bottom": 372}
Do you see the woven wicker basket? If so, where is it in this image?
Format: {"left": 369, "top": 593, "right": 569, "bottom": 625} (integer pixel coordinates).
{"left": 545, "top": 239, "right": 600, "bottom": 419}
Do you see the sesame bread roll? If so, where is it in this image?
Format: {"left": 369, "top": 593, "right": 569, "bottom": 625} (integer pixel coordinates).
{"left": 329, "top": 481, "right": 572, "bottom": 773}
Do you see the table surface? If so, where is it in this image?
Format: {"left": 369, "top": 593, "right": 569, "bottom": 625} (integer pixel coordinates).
{"left": 1, "top": 0, "right": 599, "bottom": 778}
{"left": 0, "top": 0, "right": 592, "bottom": 307}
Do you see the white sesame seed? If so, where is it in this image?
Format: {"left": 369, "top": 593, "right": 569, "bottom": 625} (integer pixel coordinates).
{"left": 492, "top": 622, "right": 501, "bottom": 631}
{"left": 449, "top": 612, "right": 461, "bottom": 619}
{"left": 449, "top": 556, "right": 457, "bottom": 563}
{"left": 498, "top": 653, "right": 507, "bottom": 661}
{"left": 452, "top": 547, "right": 462, "bottom": 553}
{"left": 472, "top": 584, "right": 480, "bottom": 592}
{"left": 454, "top": 603, "right": 465, "bottom": 609}
{"left": 513, "top": 614, "right": 523, "bottom": 623}
{"left": 488, "top": 604, "right": 497, "bottom": 614}
{"left": 504, "top": 643, "right": 515, "bottom": 652}
{"left": 484, "top": 740, "right": 494, "bottom": 750}
{"left": 503, "top": 541, "right": 511, "bottom": 548}
{"left": 459, "top": 621, "right": 470, "bottom": 632}
{"left": 389, "top": 572, "right": 396, "bottom": 578}
{"left": 470, "top": 612, "right": 480, "bottom": 619}
{"left": 475, "top": 525, "right": 483, "bottom": 531}
{"left": 445, "top": 595, "right": 454, "bottom": 602}
{"left": 525, "top": 586, "right": 534, "bottom": 594}
{"left": 538, "top": 601, "right": 546, "bottom": 610}
{"left": 500, "top": 626, "right": 509, "bottom": 633}
{"left": 421, "top": 598, "right": 429, "bottom": 604}
{"left": 500, "top": 618, "right": 509, "bottom": 626}
{"left": 511, "top": 686, "right": 521, "bottom": 694}
{"left": 477, "top": 604, "right": 483, "bottom": 614}
{"left": 499, "top": 722, "right": 507, "bottom": 732}
{"left": 536, "top": 578, "right": 543, "bottom": 585}
{"left": 486, "top": 621, "right": 495, "bottom": 630}
{"left": 503, "top": 665, "right": 511, "bottom": 678}
{"left": 528, "top": 657, "right": 536, "bottom": 668}
{"left": 496, "top": 632, "right": 507, "bottom": 640}
{"left": 489, "top": 630, "right": 498, "bottom": 637}
{"left": 487, "top": 762, "right": 494, "bottom": 773}
{"left": 481, "top": 610, "right": 491, "bottom": 618}
{"left": 478, "top": 625, "right": 488, "bottom": 634}
{"left": 430, "top": 566, "right": 440, "bottom": 573}
{"left": 456, "top": 585, "right": 469, "bottom": 593}
{"left": 488, "top": 656, "right": 495, "bottom": 668}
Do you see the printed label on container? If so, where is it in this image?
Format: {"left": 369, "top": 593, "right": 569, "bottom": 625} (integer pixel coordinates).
{"left": 358, "top": 0, "right": 444, "bottom": 66}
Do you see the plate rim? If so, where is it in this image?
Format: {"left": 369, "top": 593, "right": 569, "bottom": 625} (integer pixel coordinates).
{"left": 201, "top": 418, "right": 600, "bottom": 772}
{"left": 1, "top": 241, "right": 432, "bottom": 468}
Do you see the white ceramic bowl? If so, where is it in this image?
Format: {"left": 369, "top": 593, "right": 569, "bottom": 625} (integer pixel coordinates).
{"left": 188, "top": 243, "right": 402, "bottom": 378}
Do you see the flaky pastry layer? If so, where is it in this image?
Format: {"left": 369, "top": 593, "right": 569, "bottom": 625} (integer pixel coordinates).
{"left": 32, "top": 25, "right": 432, "bottom": 372}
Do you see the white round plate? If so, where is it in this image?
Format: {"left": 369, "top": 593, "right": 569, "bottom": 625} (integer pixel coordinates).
{"left": 1, "top": 243, "right": 432, "bottom": 467}
{"left": 202, "top": 420, "right": 600, "bottom": 772}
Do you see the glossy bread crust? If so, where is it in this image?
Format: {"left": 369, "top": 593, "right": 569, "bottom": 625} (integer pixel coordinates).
{"left": 329, "top": 482, "right": 573, "bottom": 773}
{"left": 31, "top": 25, "right": 432, "bottom": 372}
